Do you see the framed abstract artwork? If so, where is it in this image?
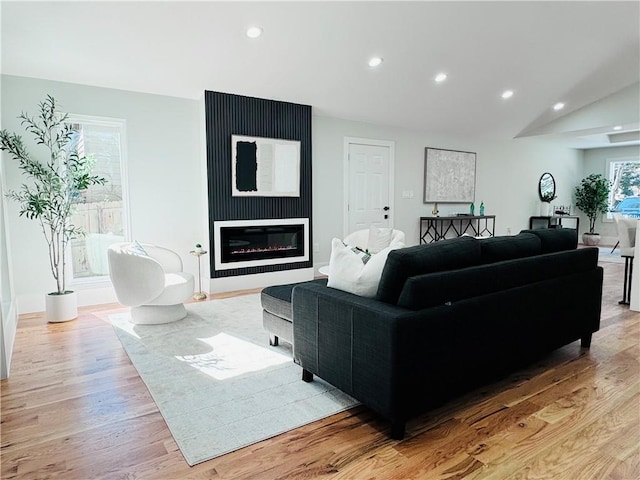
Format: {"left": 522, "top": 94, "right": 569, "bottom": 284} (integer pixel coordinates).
{"left": 423, "top": 147, "right": 476, "bottom": 203}
{"left": 231, "top": 135, "right": 301, "bottom": 197}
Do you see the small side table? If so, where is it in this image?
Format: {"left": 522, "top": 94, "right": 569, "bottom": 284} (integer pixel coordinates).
{"left": 190, "top": 250, "right": 208, "bottom": 300}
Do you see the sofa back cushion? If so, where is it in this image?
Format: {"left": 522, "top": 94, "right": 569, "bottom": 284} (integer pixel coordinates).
{"left": 376, "top": 235, "right": 481, "bottom": 304}
{"left": 519, "top": 228, "right": 577, "bottom": 253}
{"left": 478, "top": 232, "right": 541, "bottom": 264}
{"left": 397, "top": 247, "right": 598, "bottom": 310}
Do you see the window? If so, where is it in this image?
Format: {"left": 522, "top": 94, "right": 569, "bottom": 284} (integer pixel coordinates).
{"left": 66, "top": 115, "right": 129, "bottom": 281}
{"left": 607, "top": 158, "right": 640, "bottom": 220}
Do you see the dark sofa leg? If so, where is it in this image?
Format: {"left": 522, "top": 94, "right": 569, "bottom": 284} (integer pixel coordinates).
{"left": 391, "top": 421, "right": 406, "bottom": 440}
{"left": 269, "top": 334, "right": 279, "bottom": 347}
{"left": 302, "top": 369, "right": 314, "bottom": 382}
{"left": 581, "top": 333, "right": 592, "bottom": 349}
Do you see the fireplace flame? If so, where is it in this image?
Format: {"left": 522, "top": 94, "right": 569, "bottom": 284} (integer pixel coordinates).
{"left": 230, "top": 245, "right": 297, "bottom": 255}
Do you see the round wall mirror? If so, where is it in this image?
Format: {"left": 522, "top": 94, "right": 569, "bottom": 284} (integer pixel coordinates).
{"left": 538, "top": 172, "right": 556, "bottom": 202}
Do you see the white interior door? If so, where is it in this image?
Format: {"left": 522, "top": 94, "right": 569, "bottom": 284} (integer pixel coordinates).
{"left": 346, "top": 141, "right": 392, "bottom": 234}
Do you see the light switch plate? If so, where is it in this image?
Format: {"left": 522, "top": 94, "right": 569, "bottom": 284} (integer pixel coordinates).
{"left": 402, "top": 190, "right": 414, "bottom": 199}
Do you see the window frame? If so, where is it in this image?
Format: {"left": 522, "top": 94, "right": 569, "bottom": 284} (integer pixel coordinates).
{"left": 605, "top": 156, "right": 640, "bottom": 222}
{"left": 65, "top": 114, "right": 131, "bottom": 286}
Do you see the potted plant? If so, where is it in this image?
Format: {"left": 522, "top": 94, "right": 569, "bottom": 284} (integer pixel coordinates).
{"left": 574, "top": 173, "right": 611, "bottom": 246}
{"left": 0, "top": 95, "right": 105, "bottom": 322}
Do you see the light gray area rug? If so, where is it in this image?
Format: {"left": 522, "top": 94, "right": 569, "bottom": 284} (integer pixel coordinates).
{"left": 108, "top": 294, "right": 357, "bottom": 466}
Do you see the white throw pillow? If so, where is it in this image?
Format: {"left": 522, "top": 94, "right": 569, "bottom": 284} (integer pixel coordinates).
{"left": 128, "top": 240, "right": 148, "bottom": 256}
{"left": 327, "top": 238, "right": 404, "bottom": 297}
{"left": 368, "top": 225, "right": 393, "bottom": 254}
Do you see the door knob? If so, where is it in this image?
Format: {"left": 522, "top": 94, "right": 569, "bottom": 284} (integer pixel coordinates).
{"left": 383, "top": 206, "right": 390, "bottom": 211}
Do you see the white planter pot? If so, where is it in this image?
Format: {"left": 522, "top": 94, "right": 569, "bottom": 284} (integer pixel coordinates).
{"left": 582, "top": 233, "right": 601, "bottom": 246}
{"left": 540, "top": 202, "right": 551, "bottom": 216}
{"left": 45, "top": 291, "right": 78, "bottom": 323}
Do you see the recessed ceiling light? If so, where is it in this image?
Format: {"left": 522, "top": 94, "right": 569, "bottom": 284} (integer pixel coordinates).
{"left": 368, "top": 57, "right": 383, "bottom": 67}
{"left": 553, "top": 102, "right": 565, "bottom": 111}
{"left": 434, "top": 73, "right": 447, "bottom": 83}
{"left": 501, "top": 90, "right": 514, "bottom": 99}
{"left": 613, "top": 125, "right": 623, "bottom": 131}
{"left": 246, "top": 26, "right": 263, "bottom": 38}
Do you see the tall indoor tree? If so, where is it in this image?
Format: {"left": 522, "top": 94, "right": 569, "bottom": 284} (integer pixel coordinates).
{"left": 574, "top": 173, "right": 611, "bottom": 246}
{"left": 1, "top": 95, "right": 105, "bottom": 321}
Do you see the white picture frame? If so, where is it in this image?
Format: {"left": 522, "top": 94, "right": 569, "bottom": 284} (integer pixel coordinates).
{"left": 231, "top": 135, "right": 301, "bottom": 197}
{"left": 423, "top": 147, "right": 476, "bottom": 203}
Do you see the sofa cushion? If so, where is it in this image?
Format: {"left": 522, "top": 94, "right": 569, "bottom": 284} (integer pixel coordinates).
{"left": 397, "top": 247, "right": 598, "bottom": 310}
{"left": 328, "top": 238, "right": 404, "bottom": 297}
{"left": 262, "top": 278, "right": 328, "bottom": 321}
{"left": 479, "top": 233, "right": 541, "bottom": 264}
{"left": 520, "top": 228, "right": 577, "bottom": 253}
{"left": 376, "top": 235, "right": 482, "bottom": 305}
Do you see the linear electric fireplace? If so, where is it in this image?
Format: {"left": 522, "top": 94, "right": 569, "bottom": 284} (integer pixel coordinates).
{"left": 214, "top": 218, "right": 309, "bottom": 271}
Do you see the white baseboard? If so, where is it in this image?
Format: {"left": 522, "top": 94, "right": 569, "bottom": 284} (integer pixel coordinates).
{"left": 1, "top": 299, "right": 18, "bottom": 379}
{"left": 17, "top": 286, "right": 119, "bottom": 315}
{"left": 209, "top": 268, "right": 315, "bottom": 293}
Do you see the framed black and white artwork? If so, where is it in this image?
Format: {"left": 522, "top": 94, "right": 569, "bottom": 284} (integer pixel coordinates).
{"left": 231, "top": 135, "right": 301, "bottom": 197}
{"left": 423, "top": 147, "right": 476, "bottom": 203}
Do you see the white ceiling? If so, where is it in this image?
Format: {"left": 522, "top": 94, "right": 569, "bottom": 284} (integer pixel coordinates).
{"left": 2, "top": 1, "right": 639, "bottom": 149}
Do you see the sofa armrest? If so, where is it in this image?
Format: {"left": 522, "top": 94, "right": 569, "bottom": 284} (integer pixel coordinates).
{"left": 292, "top": 282, "right": 430, "bottom": 420}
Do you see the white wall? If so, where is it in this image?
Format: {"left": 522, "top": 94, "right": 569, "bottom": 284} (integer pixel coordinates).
{"left": 312, "top": 115, "right": 583, "bottom": 267}
{"left": 2, "top": 75, "right": 205, "bottom": 313}
{"left": 3, "top": 74, "right": 591, "bottom": 313}
{"left": 582, "top": 145, "right": 640, "bottom": 245}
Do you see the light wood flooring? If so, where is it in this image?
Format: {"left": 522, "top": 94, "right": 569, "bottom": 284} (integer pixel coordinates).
{"left": 1, "top": 262, "right": 638, "bottom": 479}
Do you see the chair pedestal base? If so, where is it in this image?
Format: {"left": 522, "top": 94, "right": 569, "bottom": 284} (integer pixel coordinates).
{"left": 130, "top": 304, "right": 188, "bottom": 324}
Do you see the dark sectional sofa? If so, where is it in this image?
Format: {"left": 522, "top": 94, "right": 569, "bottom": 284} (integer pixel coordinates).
{"left": 287, "top": 228, "right": 603, "bottom": 439}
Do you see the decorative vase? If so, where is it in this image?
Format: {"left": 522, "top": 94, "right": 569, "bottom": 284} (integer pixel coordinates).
{"left": 540, "top": 202, "right": 551, "bottom": 216}
{"left": 45, "top": 291, "right": 78, "bottom": 323}
{"left": 582, "top": 233, "right": 601, "bottom": 246}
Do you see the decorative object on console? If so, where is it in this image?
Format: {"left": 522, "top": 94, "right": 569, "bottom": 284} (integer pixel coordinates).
{"left": 423, "top": 147, "right": 476, "bottom": 203}
{"left": 479, "top": 201, "right": 485, "bottom": 216}
{"left": 554, "top": 205, "right": 571, "bottom": 215}
{"left": 231, "top": 135, "right": 300, "bottom": 197}
{"left": 574, "top": 173, "right": 611, "bottom": 246}
{"left": 431, "top": 202, "right": 439, "bottom": 216}
{"left": 0, "top": 95, "right": 106, "bottom": 322}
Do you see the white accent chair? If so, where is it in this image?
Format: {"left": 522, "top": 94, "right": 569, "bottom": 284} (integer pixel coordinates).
{"left": 343, "top": 227, "right": 405, "bottom": 253}
{"left": 613, "top": 214, "right": 637, "bottom": 305}
{"left": 107, "top": 242, "right": 195, "bottom": 324}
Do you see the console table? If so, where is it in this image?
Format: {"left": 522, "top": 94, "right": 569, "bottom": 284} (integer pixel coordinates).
{"left": 529, "top": 215, "right": 579, "bottom": 241}
{"left": 419, "top": 215, "right": 496, "bottom": 244}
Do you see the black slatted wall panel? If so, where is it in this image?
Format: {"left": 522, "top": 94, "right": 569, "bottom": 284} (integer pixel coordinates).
{"left": 205, "top": 91, "right": 312, "bottom": 278}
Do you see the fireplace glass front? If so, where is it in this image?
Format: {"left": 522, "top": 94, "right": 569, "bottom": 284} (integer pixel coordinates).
{"left": 220, "top": 224, "right": 305, "bottom": 264}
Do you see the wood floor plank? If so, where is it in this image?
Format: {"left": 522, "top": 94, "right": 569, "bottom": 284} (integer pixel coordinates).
{"left": 1, "top": 261, "right": 639, "bottom": 479}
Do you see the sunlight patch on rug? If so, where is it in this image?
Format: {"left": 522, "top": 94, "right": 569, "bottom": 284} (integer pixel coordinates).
{"left": 108, "top": 294, "right": 358, "bottom": 466}
{"left": 175, "top": 333, "right": 290, "bottom": 380}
